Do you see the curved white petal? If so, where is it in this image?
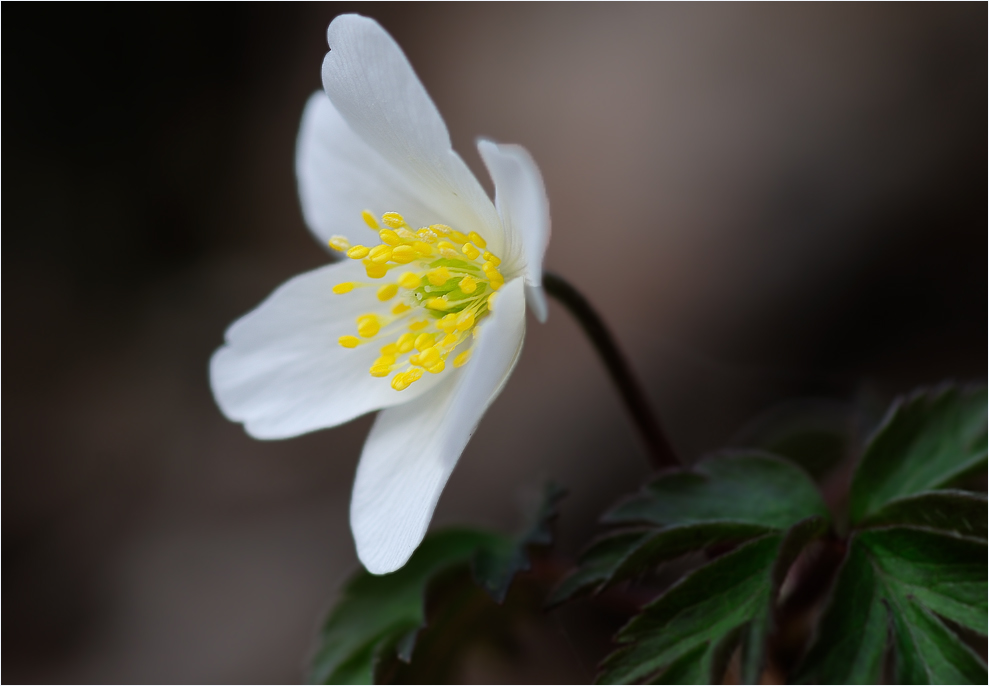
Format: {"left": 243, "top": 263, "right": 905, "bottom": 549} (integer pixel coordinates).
{"left": 210, "top": 259, "right": 444, "bottom": 439}
{"left": 321, "top": 14, "right": 505, "bottom": 255}
{"left": 350, "top": 278, "right": 527, "bottom": 574}
{"left": 477, "top": 140, "right": 551, "bottom": 323}
{"left": 296, "top": 91, "right": 449, "bottom": 246}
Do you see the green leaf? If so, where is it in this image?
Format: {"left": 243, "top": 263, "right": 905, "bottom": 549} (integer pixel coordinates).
{"left": 849, "top": 384, "right": 987, "bottom": 524}
{"left": 307, "top": 528, "right": 503, "bottom": 684}
{"left": 598, "top": 517, "right": 827, "bottom": 685}
{"left": 546, "top": 523, "right": 771, "bottom": 608}
{"left": 604, "top": 451, "right": 830, "bottom": 529}
{"left": 859, "top": 490, "right": 987, "bottom": 539}
{"left": 472, "top": 482, "right": 565, "bottom": 603}
{"left": 797, "top": 527, "right": 987, "bottom": 685}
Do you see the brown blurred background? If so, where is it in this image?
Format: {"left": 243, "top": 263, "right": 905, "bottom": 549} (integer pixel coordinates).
{"left": 4, "top": 3, "right": 986, "bottom": 683}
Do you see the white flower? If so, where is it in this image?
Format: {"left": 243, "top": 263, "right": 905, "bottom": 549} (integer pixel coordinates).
{"left": 209, "top": 14, "right": 550, "bottom": 574}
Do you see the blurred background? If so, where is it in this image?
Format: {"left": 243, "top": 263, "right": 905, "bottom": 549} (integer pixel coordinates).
{"left": 4, "top": 3, "right": 986, "bottom": 682}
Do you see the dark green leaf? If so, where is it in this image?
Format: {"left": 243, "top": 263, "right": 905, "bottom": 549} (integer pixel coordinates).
{"left": 604, "top": 451, "right": 830, "bottom": 529}
{"left": 797, "top": 528, "right": 987, "bottom": 685}
{"left": 472, "top": 482, "right": 566, "bottom": 603}
{"left": 849, "top": 384, "right": 987, "bottom": 524}
{"left": 598, "top": 517, "right": 826, "bottom": 685}
{"left": 859, "top": 490, "right": 987, "bottom": 539}
{"left": 547, "top": 523, "right": 771, "bottom": 608}
{"left": 307, "top": 528, "right": 504, "bottom": 684}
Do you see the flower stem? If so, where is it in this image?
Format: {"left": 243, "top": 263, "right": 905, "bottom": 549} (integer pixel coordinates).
{"left": 542, "top": 272, "right": 680, "bottom": 470}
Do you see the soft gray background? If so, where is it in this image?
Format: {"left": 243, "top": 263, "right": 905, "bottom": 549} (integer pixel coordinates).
{"left": 5, "top": 3, "right": 985, "bottom": 682}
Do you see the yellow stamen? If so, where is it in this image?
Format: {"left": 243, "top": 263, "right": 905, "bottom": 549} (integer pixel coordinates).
{"left": 364, "top": 259, "right": 388, "bottom": 279}
{"left": 409, "top": 319, "right": 431, "bottom": 330}
{"left": 462, "top": 243, "right": 481, "bottom": 260}
{"left": 390, "top": 245, "right": 417, "bottom": 264}
{"left": 379, "top": 229, "right": 402, "bottom": 246}
{"left": 381, "top": 343, "right": 398, "bottom": 356}
{"left": 418, "top": 346, "right": 441, "bottom": 367}
{"left": 368, "top": 244, "right": 393, "bottom": 264}
{"left": 427, "top": 267, "right": 452, "bottom": 286}
{"left": 449, "top": 230, "right": 469, "bottom": 244}
{"left": 414, "top": 333, "right": 436, "bottom": 351}
{"left": 429, "top": 224, "right": 452, "bottom": 235}
{"left": 426, "top": 360, "right": 446, "bottom": 374}
{"left": 425, "top": 297, "right": 450, "bottom": 311}
{"left": 482, "top": 251, "right": 501, "bottom": 266}
{"left": 382, "top": 212, "right": 406, "bottom": 228}
{"left": 377, "top": 284, "right": 398, "bottom": 301}
{"left": 397, "top": 333, "right": 416, "bottom": 353}
{"left": 392, "top": 302, "right": 411, "bottom": 315}
{"left": 398, "top": 272, "right": 421, "bottom": 289}
{"left": 459, "top": 275, "right": 478, "bottom": 294}
{"left": 455, "top": 311, "right": 475, "bottom": 331}
{"left": 362, "top": 210, "right": 380, "bottom": 229}
{"left": 357, "top": 314, "right": 380, "bottom": 338}
{"left": 441, "top": 333, "right": 459, "bottom": 347}
{"left": 338, "top": 335, "right": 359, "bottom": 348}
{"left": 468, "top": 232, "right": 487, "bottom": 249}
{"left": 328, "top": 235, "right": 351, "bottom": 252}
{"left": 412, "top": 241, "right": 434, "bottom": 256}
{"left": 346, "top": 245, "right": 370, "bottom": 259}
{"left": 437, "top": 313, "right": 458, "bottom": 333}
{"left": 454, "top": 349, "right": 472, "bottom": 368}
{"left": 333, "top": 282, "right": 356, "bottom": 294}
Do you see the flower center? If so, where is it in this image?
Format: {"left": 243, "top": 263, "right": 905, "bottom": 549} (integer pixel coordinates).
{"left": 329, "top": 211, "right": 506, "bottom": 391}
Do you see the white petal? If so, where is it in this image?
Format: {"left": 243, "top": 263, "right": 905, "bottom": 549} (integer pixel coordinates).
{"left": 321, "top": 14, "right": 505, "bottom": 255}
{"left": 296, "top": 91, "right": 448, "bottom": 246}
{"left": 350, "top": 278, "right": 527, "bottom": 574}
{"left": 477, "top": 140, "right": 551, "bottom": 323}
{"left": 210, "top": 259, "right": 444, "bottom": 439}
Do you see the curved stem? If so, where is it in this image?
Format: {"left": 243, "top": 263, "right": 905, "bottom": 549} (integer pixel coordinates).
{"left": 542, "top": 272, "right": 680, "bottom": 470}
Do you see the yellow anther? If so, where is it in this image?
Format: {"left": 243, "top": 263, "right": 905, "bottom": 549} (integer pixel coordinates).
{"left": 418, "top": 346, "right": 441, "bottom": 367}
{"left": 375, "top": 355, "right": 397, "bottom": 366}
{"left": 437, "top": 313, "right": 458, "bottom": 333}
{"left": 397, "top": 333, "right": 416, "bottom": 353}
{"left": 449, "top": 230, "right": 469, "bottom": 244}
{"left": 482, "top": 261, "right": 500, "bottom": 277}
{"left": 458, "top": 275, "right": 478, "bottom": 294}
{"left": 425, "top": 297, "right": 450, "bottom": 311}
{"left": 489, "top": 274, "right": 504, "bottom": 291}
{"left": 482, "top": 251, "right": 501, "bottom": 266}
{"left": 390, "top": 245, "right": 417, "bottom": 264}
{"left": 412, "top": 241, "right": 434, "bottom": 256}
{"left": 391, "top": 373, "right": 411, "bottom": 391}
{"left": 427, "top": 267, "right": 451, "bottom": 286}
{"left": 333, "top": 282, "right": 356, "bottom": 294}
{"left": 379, "top": 229, "right": 402, "bottom": 246}
{"left": 462, "top": 243, "right": 481, "bottom": 260}
{"left": 455, "top": 311, "right": 475, "bottom": 331}
{"left": 468, "top": 232, "right": 487, "bottom": 249}
{"left": 368, "top": 244, "right": 393, "bottom": 264}
{"left": 398, "top": 272, "right": 421, "bottom": 289}
{"left": 436, "top": 241, "right": 460, "bottom": 259}
{"left": 391, "top": 302, "right": 410, "bottom": 315}
{"left": 346, "top": 245, "right": 370, "bottom": 259}
{"left": 409, "top": 319, "right": 431, "bottom": 330}
{"left": 328, "top": 235, "right": 351, "bottom": 252}
{"left": 357, "top": 314, "right": 380, "bottom": 338}
{"left": 364, "top": 260, "right": 388, "bottom": 279}
{"left": 416, "top": 228, "right": 438, "bottom": 243}
{"left": 381, "top": 343, "right": 398, "bottom": 356}
{"left": 362, "top": 210, "right": 380, "bottom": 229}
{"left": 426, "top": 360, "right": 446, "bottom": 374}
{"left": 406, "top": 368, "right": 424, "bottom": 383}
{"left": 454, "top": 349, "right": 472, "bottom": 368}
{"left": 377, "top": 284, "right": 398, "bottom": 301}
{"left": 429, "top": 224, "right": 451, "bottom": 235}
{"left": 338, "top": 335, "right": 359, "bottom": 348}
{"left": 414, "top": 333, "right": 436, "bottom": 351}
{"left": 382, "top": 212, "right": 406, "bottom": 228}
{"left": 441, "top": 333, "right": 459, "bottom": 347}
{"left": 396, "top": 228, "right": 418, "bottom": 241}
{"left": 369, "top": 365, "right": 392, "bottom": 377}
{"left": 436, "top": 241, "right": 455, "bottom": 252}
{"left": 408, "top": 354, "right": 422, "bottom": 367}
{"left": 487, "top": 292, "right": 499, "bottom": 311}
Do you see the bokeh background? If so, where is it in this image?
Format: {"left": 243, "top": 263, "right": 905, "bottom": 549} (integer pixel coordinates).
{"left": 4, "top": 3, "right": 986, "bottom": 682}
